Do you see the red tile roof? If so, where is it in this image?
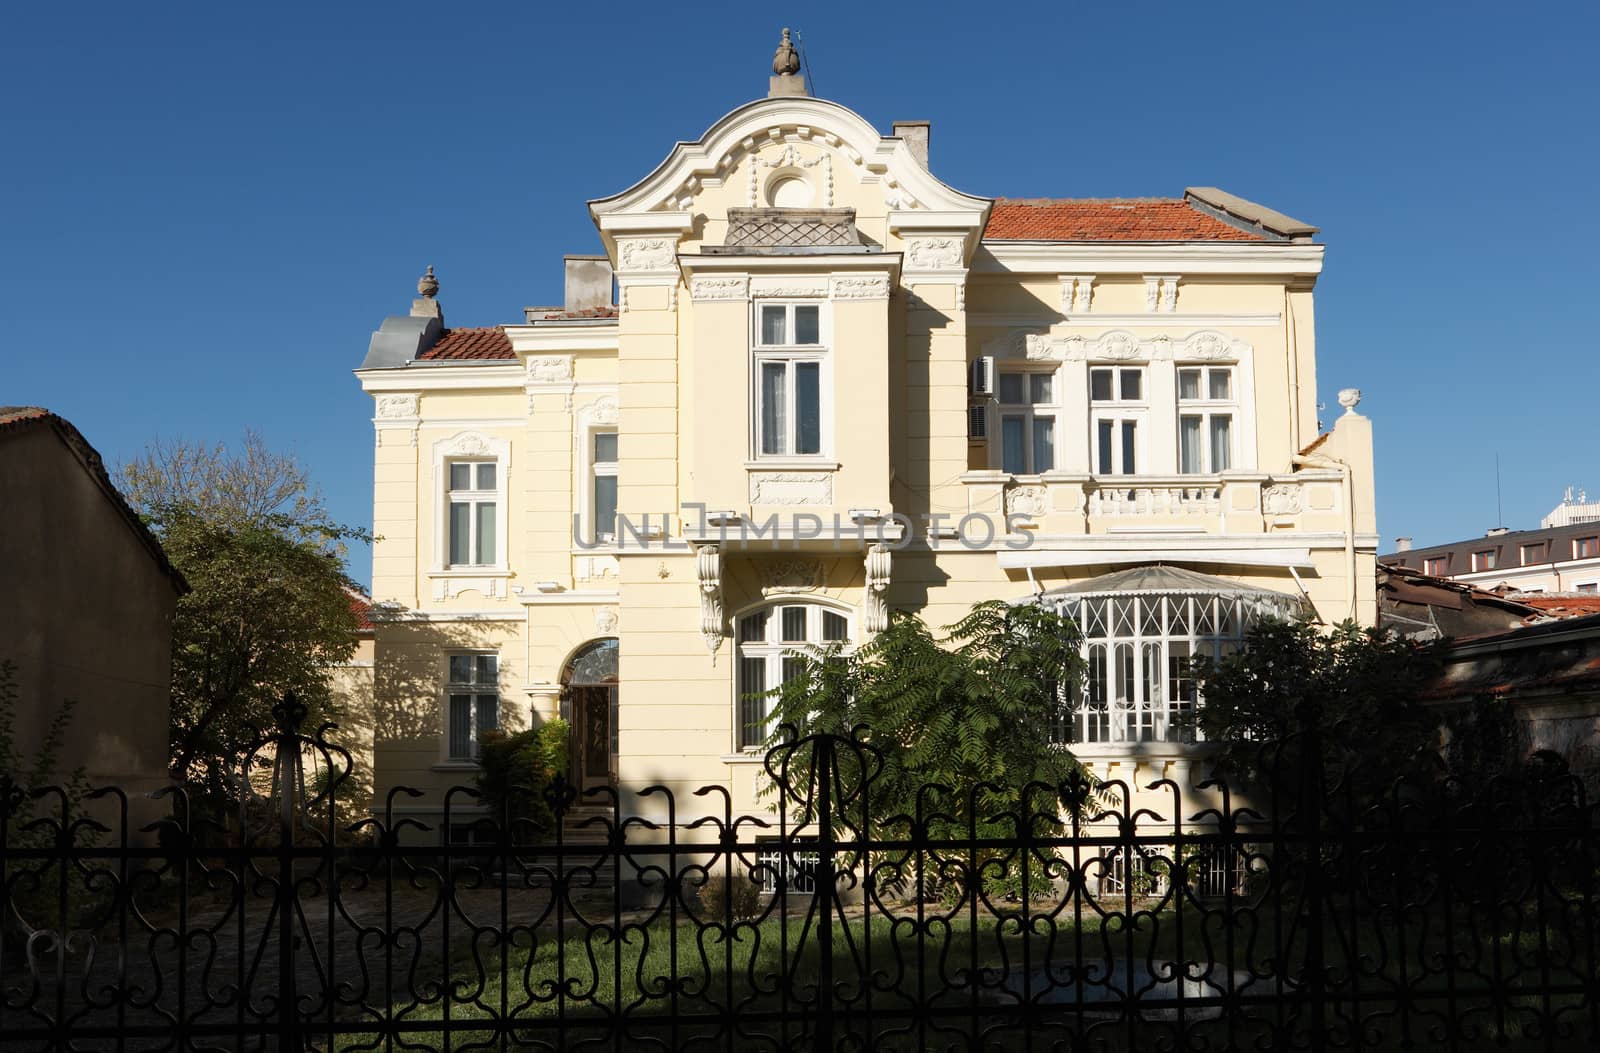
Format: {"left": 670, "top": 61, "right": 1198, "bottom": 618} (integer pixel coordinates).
{"left": 984, "top": 198, "right": 1265, "bottom": 242}
{"left": 418, "top": 327, "right": 515, "bottom": 361}
{"left": 347, "top": 589, "right": 375, "bottom": 633}
{"left": 1516, "top": 595, "right": 1600, "bottom": 619}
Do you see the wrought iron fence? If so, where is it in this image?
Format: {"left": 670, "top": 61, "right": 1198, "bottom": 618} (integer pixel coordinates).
{"left": 2, "top": 697, "right": 1598, "bottom": 1051}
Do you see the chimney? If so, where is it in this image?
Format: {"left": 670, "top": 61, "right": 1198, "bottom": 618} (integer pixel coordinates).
{"left": 1486, "top": 526, "right": 1510, "bottom": 537}
{"left": 564, "top": 255, "right": 614, "bottom": 315}
{"left": 1394, "top": 537, "right": 1412, "bottom": 553}
{"left": 894, "top": 121, "right": 930, "bottom": 169}
{"left": 411, "top": 265, "right": 442, "bottom": 321}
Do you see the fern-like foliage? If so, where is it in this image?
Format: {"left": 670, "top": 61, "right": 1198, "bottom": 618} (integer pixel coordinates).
{"left": 763, "top": 601, "right": 1089, "bottom": 900}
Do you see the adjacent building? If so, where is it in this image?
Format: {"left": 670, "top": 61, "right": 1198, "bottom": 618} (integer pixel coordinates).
{"left": 356, "top": 39, "right": 1376, "bottom": 826}
{"left": 0, "top": 407, "right": 186, "bottom": 830}
{"left": 1386, "top": 490, "right": 1600, "bottom": 596}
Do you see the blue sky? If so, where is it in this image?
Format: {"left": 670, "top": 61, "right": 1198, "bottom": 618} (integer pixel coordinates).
{"left": 5, "top": 2, "right": 1596, "bottom": 585}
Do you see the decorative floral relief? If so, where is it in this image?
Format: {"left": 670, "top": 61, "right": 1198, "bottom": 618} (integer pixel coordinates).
{"left": 526, "top": 355, "right": 573, "bottom": 382}
{"left": 690, "top": 276, "right": 749, "bottom": 302}
{"left": 594, "top": 608, "right": 619, "bottom": 634}
{"left": 1094, "top": 331, "right": 1142, "bottom": 362}
{"left": 760, "top": 559, "right": 823, "bottom": 594}
{"left": 618, "top": 238, "right": 674, "bottom": 272}
{"left": 1181, "top": 331, "right": 1245, "bottom": 362}
{"left": 1005, "top": 485, "right": 1049, "bottom": 517}
{"left": 830, "top": 276, "right": 891, "bottom": 300}
{"left": 1262, "top": 484, "right": 1304, "bottom": 516}
{"left": 906, "top": 237, "right": 963, "bottom": 270}
{"left": 375, "top": 394, "right": 418, "bottom": 419}
{"left": 578, "top": 397, "right": 619, "bottom": 427}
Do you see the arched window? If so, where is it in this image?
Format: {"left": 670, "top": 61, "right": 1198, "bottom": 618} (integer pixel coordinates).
{"left": 734, "top": 602, "right": 851, "bottom": 751}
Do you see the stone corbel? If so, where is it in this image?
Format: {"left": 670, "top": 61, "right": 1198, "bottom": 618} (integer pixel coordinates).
{"left": 696, "top": 544, "right": 725, "bottom": 655}
{"left": 1059, "top": 275, "right": 1094, "bottom": 314}
{"left": 864, "top": 544, "right": 892, "bottom": 634}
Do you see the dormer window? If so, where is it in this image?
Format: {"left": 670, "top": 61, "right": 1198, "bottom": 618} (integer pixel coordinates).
{"left": 753, "top": 301, "right": 828, "bottom": 459}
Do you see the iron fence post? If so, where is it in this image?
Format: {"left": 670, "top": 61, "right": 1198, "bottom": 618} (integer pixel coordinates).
{"left": 1297, "top": 699, "right": 1325, "bottom": 1053}
{"left": 275, "top": 695, "right": 303, "bottom": 1052}
{"left": 814, "top": 734, "right": 835, "bottom": 1053}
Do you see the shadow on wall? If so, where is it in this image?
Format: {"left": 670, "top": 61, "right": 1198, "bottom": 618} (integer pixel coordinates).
{"left": 368, "top": 612, "right": 544, "bottom": 799}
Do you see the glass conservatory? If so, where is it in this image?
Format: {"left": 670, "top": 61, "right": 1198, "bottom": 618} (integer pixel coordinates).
{"left": 1035, "top": 565, "right": 1306, "bottom": 748}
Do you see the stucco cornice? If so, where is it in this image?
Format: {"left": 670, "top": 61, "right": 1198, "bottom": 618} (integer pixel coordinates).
{"left": 975, "top": 242, "right": 1325, "bottom": 278}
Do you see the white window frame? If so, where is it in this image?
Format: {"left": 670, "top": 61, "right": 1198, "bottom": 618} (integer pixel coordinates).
{"left": 1055, "top": 593, "right": 1252, "bottom": 748}
{"left": 751, "top": 300, "right": 831, "bottom": 462}
{"left": 442, "top": 651, "right": 500, "bottom": 764}
{"left": 578, "top": 425, "right": 619, "bottom": 546}
{"left": 430, "top": 432, "right": 511, "bottom": 574}
{"left": 733, "top": 600, "right": 853, "bottom": 751}
{"left": 1176, "top": 365, "right": 1236, "bottom": 475}
{"left": 1089, "top": 366, "right": 1147, "bottom": 477}
{"left": 994, "top": 366, "right": 1059, "bottom": 475}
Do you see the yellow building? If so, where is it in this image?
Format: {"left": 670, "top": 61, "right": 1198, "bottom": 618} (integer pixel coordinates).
{"left": 355, "top": 42, "right": 1375, "bottom": 827}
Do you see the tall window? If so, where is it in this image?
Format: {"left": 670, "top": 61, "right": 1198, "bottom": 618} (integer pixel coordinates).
{"left": 1090, "top": 367, "right": 1144, "bottom": 476}
{"left": 735, "top": 603, "right": 850, "bottom": 750}
{"left": 998, "top": 369, "right": 1056, "bottom": 474}
{"left": 446, "top": 653, "right": 499, "bottom": 761}
{"left": 591, "top": 430, "right": 618, "bottom": 543}
{"left": 1471, "top": 549, "right": 1498, "bottom": 572}
{"left": 1423, "top": 556, "right": 1449, "bottom": 577}
{"left": 1576, "top": 537, "right": 1600, "bottom": 560}
{"left": 1520, "top": 542, "right": 1546, "bottom": 565}
{"left": 753, "top": 302, "right": 827, "bottom": 458}
{"left": 447, "top": 462, "right": 498, "bottom": 566}
{"left": 1177, "top": 366, "right": 1234, "bottom": 474}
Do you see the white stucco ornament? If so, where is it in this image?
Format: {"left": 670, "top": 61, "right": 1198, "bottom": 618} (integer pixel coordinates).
{"left": 375, "top": 394, "right": 418, "bottom": 419}
{"left": 617, "top": 238, "right": 675, "bottom": 273}
{"left": 527, "top": 355, "right": 573, "bottom": 382}
{"left": 906, "top": 237, "right": 963, "bottom": 270}
{"left": 1338, "top": 388, "right": 1362, "bottom": 414}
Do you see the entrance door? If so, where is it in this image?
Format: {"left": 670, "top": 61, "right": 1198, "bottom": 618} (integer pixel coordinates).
{"left": 572, "top": 684, "right": 618, "bottom": 790}
{"left": 561, "top": 638, "right": 619, "bottom": 790}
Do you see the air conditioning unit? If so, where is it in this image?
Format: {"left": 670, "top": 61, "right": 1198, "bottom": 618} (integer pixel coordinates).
{"left": 968, "top": 355, "right": 995, "bottom": 397}
{"left": 967, "top": 402, "right": 988, "bottom": 440}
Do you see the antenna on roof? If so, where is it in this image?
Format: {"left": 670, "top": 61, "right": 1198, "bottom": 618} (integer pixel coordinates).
{"left": 1495, "top": 452, "right": 1504, "bottom": 530}
{"left": 795, "top": 29, "right": 816, "bottom": 97}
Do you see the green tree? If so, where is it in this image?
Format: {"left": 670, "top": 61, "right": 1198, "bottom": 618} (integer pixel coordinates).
{"left": 1192, "top": 618, "right": 1445, "bottom": 807}
{"left": 765, "top": 600, "right": 1088, "bottom": 899}
{"left": 119, "top": 434, "right": 367, "bottom": 817}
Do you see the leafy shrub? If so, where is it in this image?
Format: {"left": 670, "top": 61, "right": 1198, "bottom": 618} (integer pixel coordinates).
{"left": 475, "top": 719, "right": 569, "bottom": 840}
{"left": 698, "top": 873, "right": 763, "bottom": 921}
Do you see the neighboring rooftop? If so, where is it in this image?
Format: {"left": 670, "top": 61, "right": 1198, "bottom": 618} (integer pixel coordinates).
{"left": 0, "top": 407, "right": 188, "bottom": 593}
{"left": 1382, "top": 518, "right": 1600, "bottom": 566}
{"left": 1513, "top": 594, "right": 1600, "bottom": 620}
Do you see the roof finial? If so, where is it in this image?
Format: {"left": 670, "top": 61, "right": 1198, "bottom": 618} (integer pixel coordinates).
{"left": 772, "top": 28, "right": 800, "bottom": 76}
{"left": 417, "top": 264, "right": 439, "bottom": 299}
{"left": 768, "top": 27, "right": 808, "bottom": 97}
